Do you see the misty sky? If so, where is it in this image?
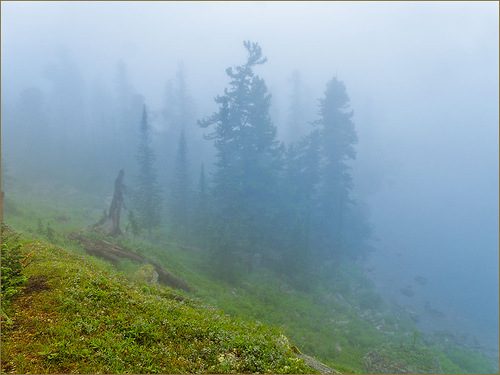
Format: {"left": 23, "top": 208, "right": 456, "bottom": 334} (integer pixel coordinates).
{"left": 2, "top": 0, "right": 498, "bottom": 348}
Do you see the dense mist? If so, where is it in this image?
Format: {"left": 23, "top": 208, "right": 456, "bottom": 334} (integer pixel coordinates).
{"left": 2, "top": 1, "right": 498, "bottom": 369}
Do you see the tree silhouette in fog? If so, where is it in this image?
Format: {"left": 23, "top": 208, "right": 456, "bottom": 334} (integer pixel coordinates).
{"left": 134, "top": 106, "right": 162, "bottom": 235}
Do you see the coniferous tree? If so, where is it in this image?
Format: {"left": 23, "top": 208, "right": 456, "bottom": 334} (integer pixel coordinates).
{"left": 113, "top": 61, "right": 144, "bottom": 173}
{"left": 196, "top": 163, "right": 207, "bottom": 221}
{"left": 198, "top": 163, "right": 206, "bottom": 200}
{"left": 282, "top": 130, "right": 321, "bottom": 276}
{"left": 315, "top": 78, "right": 358, "bottom": 260}
{"left": 163, "top": 65, "right": 193, "bottom": 138}
{"left": 162, "top": 65, "right": 200, "bottom": 189}
{"left": 11, "top": 88, "right": 50, "bottom": 175}
{"left": 43, "top": 53, "right": 89, "bottom": 184}
{"left": 44, "top": 52, "right": 87, "bottom": 151}
{"left": 135, "top": 105, "right": 162, "bottom": 235}
{"left": 170, "top": 130, "right": 190, "bottom": 240}
{"left": 199, "top": 41, "right": 283, "bottom": 276}
{"left": 194, "top": 163, "right": 209, "bottom": 245}
{"left": 286, "top": 71, "right": 306, "bottom": 144}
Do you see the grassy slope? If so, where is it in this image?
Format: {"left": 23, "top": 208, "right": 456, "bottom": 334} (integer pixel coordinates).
{"left": 116, "top": 234, "right": 497, "bottom": 374}
{"left": 1, "top": 228, "right": 312, "bottom": 374}
{"left": 2, "top": 185, "right": 497, "bottom": 374}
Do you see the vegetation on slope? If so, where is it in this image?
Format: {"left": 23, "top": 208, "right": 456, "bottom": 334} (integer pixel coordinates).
{"left": 2, "top": 190, "right": 497, "bottom": 374}
{"left": 0, "top": 225, "right": 312, "bottom": 374}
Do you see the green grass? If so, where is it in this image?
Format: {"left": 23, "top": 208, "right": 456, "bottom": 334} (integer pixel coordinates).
{"left": 0, "top": 227, "right": 312, "bottom": 374}
{"left": 3, "top": 182, "right": 498, "bottom": 374}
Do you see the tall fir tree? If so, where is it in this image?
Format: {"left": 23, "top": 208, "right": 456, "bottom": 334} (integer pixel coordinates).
{"left": 286, "top": 70, "right": 306, "bottom": 144}
{"left": 163, "top": 64, "right": 193, "bottom": 137}
{"left": 198, "top": 163, "right": 206, "bottom": 200}
{"left": 162, "top": 65, "right": 200, "bottom": 191}
{"left": 282, "top": 129, "right": 321, "bottom": 276}
{"left": 315, "top": 77, "right": 358, "bottom": 260}
{"left": 170, "top": 129, "right": 190, "bottom": 240}
{"left": 114, "top": 61, "right": 144, "bottom": 173}
{"left": 135, "top": 105, "right": 162, "bottom": 235}
{"left": 11, "top": 88, "right": 50, "bottom": 176}
{"left": 194, "top": 163, "right": 209, "bottom": 245}
{"left": 199, "top": 41, "right": 283, "bottom": 276}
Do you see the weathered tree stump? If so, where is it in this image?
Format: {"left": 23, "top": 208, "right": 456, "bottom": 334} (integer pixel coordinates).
{"left": 94, "top": 169, "right": 126, "bottom": 236}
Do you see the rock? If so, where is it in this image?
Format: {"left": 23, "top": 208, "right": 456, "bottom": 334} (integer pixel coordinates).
{"left": 400, "top": 286, "right": 415, "bottom": 298}
{"left": 414, "top": 275, "right": 428, "bottom": 286}
{"left": 297, "top": 353, "right": 340, "bottom": 374}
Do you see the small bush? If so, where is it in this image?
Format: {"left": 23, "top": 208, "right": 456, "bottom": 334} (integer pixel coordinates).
{"left": 1, "top": 228, "right": 27, "bottom": 311}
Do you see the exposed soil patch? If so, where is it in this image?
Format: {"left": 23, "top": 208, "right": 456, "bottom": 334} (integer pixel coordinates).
{"left": 68, "top": 232, "right": 191, "bottom": 292}
{"left": 24, "top": 276, "right": 49, "bottom": 294}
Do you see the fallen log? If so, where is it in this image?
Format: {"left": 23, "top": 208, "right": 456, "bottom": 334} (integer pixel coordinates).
{"left": 68, "top": 232, "right": 191, "bottom": 292}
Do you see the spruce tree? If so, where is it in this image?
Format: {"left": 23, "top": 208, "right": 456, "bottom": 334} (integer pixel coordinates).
{"left": 114, "top": 61, "right": 143, "bottom": 172}
{"left": 286, "top": 71, "right": 306, "bottom": 144}
{"left": 316, "top": 77, "right": 358, "bottom": 259}
{"left": 196, "top": 163, "right": 207, "bottom": 221}
{"left": 199, "top": 41, "right": 283, "bottom": 275}
{"left": 170, "top": 129, "right": 190, "bottom": 240}
{"left": 198, "top": 163, "right": 206, "bottom": 199}
{"left": 163, "top": 65, "right": 193, "bottom": 137}
{"left": 194, "top": 163, "right": 209, "bottom": 245}
{"left": 162, "top": 65, "right": 198, "bottom": 190}
{"left": 135, "top": 105, "right": 162, "bottom": 235}
{"left": 281, "top": 130, "right": 321, "bottom": 279}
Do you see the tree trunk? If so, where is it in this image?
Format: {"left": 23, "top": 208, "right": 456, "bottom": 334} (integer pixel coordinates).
{"left": 94, "top": 170, "right": 125, "bottom": 236}
{"left": 108, "top": 169, "right": 125, "bottom": 236}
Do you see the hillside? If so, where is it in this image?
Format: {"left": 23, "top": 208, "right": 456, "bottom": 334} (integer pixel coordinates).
{"left": 1, "top": 188, "right": 497, "bottom": 374}
{"left": 0, "top": 225, "right": 315, "bottom": 374}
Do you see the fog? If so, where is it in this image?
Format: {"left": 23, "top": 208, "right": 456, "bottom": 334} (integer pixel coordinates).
{"left": 2, "top": 0, "right": 498, "bottom": 367}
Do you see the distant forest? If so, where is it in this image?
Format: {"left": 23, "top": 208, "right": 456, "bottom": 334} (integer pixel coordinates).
{"left": 4, "top": 41, "right": 372, "bottom": 285}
